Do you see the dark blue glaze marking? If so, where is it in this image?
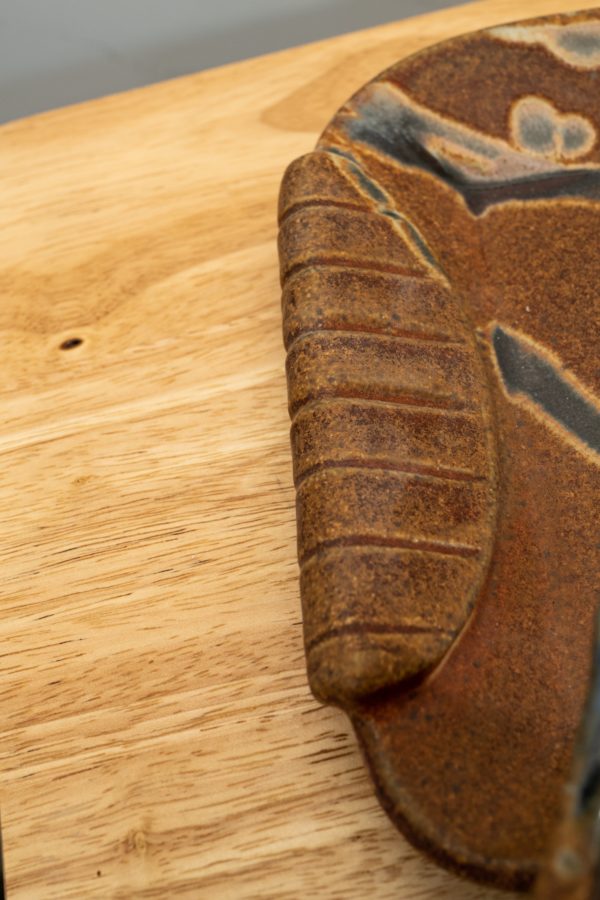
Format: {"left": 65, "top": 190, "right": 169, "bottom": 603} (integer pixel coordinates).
{"left": 557, "top": 29, "right": 600, "bottom": 59}
{"left": 323, "top": 145, "right": 442, "bottom": 271}
{"left": 345, "top": 98, "right": 600, "bottom": 215}
{"left": 538, "top": 608, "right": 600, "bottom": 894}
{"left": 492, "top": 325, "right": 600, "bottom": 457}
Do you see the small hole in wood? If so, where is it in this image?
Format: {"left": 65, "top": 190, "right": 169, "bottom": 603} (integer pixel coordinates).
{"left": 60, "top": 337, "right": 83, "bottom": 350}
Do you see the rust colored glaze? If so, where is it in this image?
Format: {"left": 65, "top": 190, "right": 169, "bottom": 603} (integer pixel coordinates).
{"left": 278, "top": 7, "right": 600, "bottom": 893}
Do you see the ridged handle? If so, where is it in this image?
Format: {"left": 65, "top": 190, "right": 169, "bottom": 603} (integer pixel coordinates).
{"left": 279, "top": 149, "right": 497, "bottom": 705}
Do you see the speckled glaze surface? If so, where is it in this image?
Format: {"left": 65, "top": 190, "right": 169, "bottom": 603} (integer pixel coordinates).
{"left": 278, "top": 8, "right": 600, "bottom": 891}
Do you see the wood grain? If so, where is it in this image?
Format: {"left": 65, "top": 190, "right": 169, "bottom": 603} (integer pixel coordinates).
{"left": 0, "top": 1, "right": 588, "bottom": 896}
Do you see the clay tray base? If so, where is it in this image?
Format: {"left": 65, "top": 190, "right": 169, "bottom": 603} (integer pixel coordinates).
{"left": 278, "top": 8, "right": 600, "bottom": 891}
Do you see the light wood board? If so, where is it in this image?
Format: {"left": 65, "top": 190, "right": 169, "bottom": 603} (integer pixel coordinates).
{"left": 0, "top": 0, "right": 588, "bottom": 896}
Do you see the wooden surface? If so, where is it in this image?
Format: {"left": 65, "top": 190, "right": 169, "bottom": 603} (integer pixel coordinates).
{"left": 0, "top": 1, "right": 589, "bottom": 896}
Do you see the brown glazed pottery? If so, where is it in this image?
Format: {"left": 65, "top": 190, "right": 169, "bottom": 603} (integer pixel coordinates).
{"left": 278, "top": 8, "right": 600, "bottom": 893}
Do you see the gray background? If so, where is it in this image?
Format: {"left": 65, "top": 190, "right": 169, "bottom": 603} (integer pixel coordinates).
{"left": 1, "top": 0, "right": 462, "bottom": 124}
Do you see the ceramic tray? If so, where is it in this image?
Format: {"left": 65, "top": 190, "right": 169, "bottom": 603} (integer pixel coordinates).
{"left": 278, "top": 8, "right": 600, "bottom": 894}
